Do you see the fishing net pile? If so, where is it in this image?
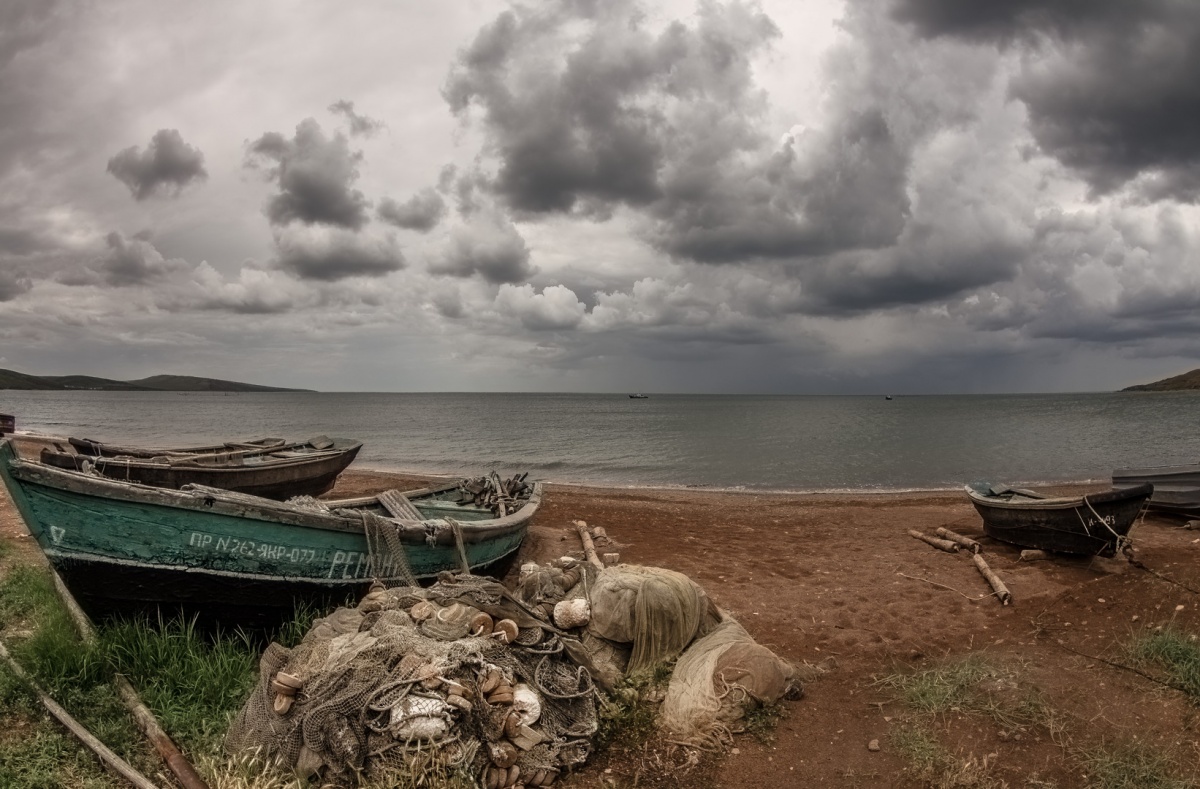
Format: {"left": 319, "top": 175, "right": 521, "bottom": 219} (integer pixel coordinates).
{"left": 227, "top": 552, "right": 801, "bottom": 786}
{"left": 518, "top": 559, "right": 801, "bottom": 746}
{"left": 226, "top": 573, "right": 597, "bottom": 787}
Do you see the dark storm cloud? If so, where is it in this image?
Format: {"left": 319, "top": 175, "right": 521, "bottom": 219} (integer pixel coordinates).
{"left": 328, "top": 99, "right": 384, "bottom": 137}
{"left": 443, "top": 3, "right": 669, "bottom": 214}
{"left": 0, "top": 0, "right": 64, "bottom": 69}
{"left": 106, "top": 129, "right": 208, "bottom": 200}
{"left": 447, "top": 0, "right": 916, "bottom": 265}
{"left": 444, "top": 1, "right": 781, "bottom": 217}
{"left": 891, "top": 0, "right": 1200, "bottom": 201}
{"left": 246, "top": 119, "right": 370, "bottom": 229}
{"left": 274, "top": 229, "right": 404, "bottom": 281}
{"left": 430, "top": 217, "right": 533, "bottom": 284}
{"left": 90, "top": 231, "right": 185, "bottom": 287}
{"left": 888, "top": 0, "right": 1136, "bottom": 42}
{"left": 651, "top": 110, "right": 911, "bottom": 263}
{"left": 0, "top": 226, "right": 46, "bottom": 256}
{"left": 799, "top": 232, "right": 1026, "bottom": 314}
{"left": 0, "top": 269, "right": 31, "bottom": 301}
{"left": 378, "top": 189, "right": 447, "bottom": 231}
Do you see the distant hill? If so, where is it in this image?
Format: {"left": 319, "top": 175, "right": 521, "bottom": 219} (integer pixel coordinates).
{"left": 1123, "top": 368, "right": 1200, "bottom": 392}
{"left": 0, "top": 368, "right": 311, "bottom": 392}
{"left": 128, "top": 375, "right": 311, "bottom": 393}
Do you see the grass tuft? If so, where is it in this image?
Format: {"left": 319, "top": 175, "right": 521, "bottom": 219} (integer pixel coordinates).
{"left": 1129, "top": 626, "right": 1200, "bottom": 702}
{"left": 596, "top": 665, "right": 672, "bottom": 750}
{"left": 742, "top": 700, "right": 787, "bottom": 744}
{"left": 1081, "top": 742, "right": 1197, "bottom": 789}
{"left": 101, "top": 615, "right": 260, "bottom": 753}
{"left": 876, "top": 654, "right": 1000, "bottom": 714}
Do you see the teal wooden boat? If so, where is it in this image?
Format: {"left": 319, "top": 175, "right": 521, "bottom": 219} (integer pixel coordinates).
{"left": 0, "top": 435, "right": 541, "bottom": 622}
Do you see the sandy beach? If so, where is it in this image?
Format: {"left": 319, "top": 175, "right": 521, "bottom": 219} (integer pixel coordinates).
{"left": 3, "top": 469, "right": 1200, "bottom": 787}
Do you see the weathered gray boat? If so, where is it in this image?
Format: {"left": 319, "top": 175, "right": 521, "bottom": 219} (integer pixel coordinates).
{"left": 36, "top": 434, "right": 362, "bottom": 500}
{"left": 965, "top": 482, "right": 1153, "bottom": 556}
{"left": 0, "top": 435, "right": 541, "bottom": 622}
{"left": 1113, "top": 462, "right": 1200, "bottom": 517}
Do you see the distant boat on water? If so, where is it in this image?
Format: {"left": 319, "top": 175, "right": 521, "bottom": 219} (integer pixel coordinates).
{"left": 628, "top": 394, "right": 649, "bottom": 399}
{"left": 885, "top": 395, "right": 893, "bottom": 400}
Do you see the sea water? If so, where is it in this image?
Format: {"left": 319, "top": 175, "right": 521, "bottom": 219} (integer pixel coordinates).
{"left": 3, "top": 390, "right": 1199, "bottom": 492}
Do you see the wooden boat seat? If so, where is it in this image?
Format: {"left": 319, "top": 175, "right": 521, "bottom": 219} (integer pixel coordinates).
{"left": 378, "top": 489, "right": 425, "bottom": 521}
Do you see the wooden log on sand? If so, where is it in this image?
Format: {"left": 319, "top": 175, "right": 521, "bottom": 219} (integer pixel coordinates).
{"left": 574, "top": 520, "right": 605, "bottom": 570}
{"left": 0, "top": 639, "right": 162, "bottom": 789}
{"left": 908, "top": 529, "right": 959, "bottom": 553}
{"left": 1019, "top": 549, "right": 1049, "bottom": 562}
{"left": 973, "top": 554, "right": 1012, "bottom": 605}
{"left": 935, "top": 527, "right": 981, "bottom": 554}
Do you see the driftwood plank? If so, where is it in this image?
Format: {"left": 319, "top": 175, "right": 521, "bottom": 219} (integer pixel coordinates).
{"left": 0, "top": 639, "right": 162, "bottom": 789}
{"left": 935, "top": 527, "right": 981, "bottom": 554}
{"left": 574, "top": 520, "right": 605, "bottom": 570}
{"left": 115, "top": 676, "right": 211, "bottom": 789}
{"left": 908, "top": 529, "right": 959, "bottom": 553}
{"left": 51, "top": 571, "right": 211, "bottom": 789}
{"left": 973, "top": 554, "right": 1012, "bottom": 605}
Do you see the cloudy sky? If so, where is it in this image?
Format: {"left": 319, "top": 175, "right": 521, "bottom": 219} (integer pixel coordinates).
{"left": 1, "top": 0, "right": 1199, "bottom": 394}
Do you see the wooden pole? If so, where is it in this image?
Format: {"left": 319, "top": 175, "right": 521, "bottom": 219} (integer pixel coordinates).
{"left": 574, "top": 520, "right": 605, "bottom": 570}
{"left": 908, "top": 530, "right": 959, "bottom": 553}
{"left": 934, "top": 527, "right": 981, "bottom": 554}
{"left": 115, "top": 675, "right": 211, "bottom": 789}
{"left": 972, "top": 554, "right": 1012, "bottom": 605}
{"left": 50, "top": 571, "right": 212, "bottom": 789}
{"left": 52, "top": 571, "right": 97, "bottom": 642}
{"left": 0, "top": 639, "right": 162, "bottom": 789}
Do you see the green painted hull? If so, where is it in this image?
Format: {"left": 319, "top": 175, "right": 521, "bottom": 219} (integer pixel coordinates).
{"left": 0, "top": 439, "right": 539, "bottom": 619}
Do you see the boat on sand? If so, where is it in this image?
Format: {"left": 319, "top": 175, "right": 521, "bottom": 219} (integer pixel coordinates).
{"left": 965, "top": 482, "right": 1152, "bottom": 556}
{"left": 30, "top": 433, "right": 362, "bottom": 500}
{"left": 1113, "top": 462, "right": 1200, "bottom": 518}
{"left": 0, "top": 436, "right": 541, "bottom": 622}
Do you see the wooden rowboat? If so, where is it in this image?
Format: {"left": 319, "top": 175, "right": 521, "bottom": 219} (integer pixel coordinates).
{"left": 0, "top": 437, "right": 541, "bottom": 623}
{"left": 30, "top": 434, "right": 362, "bottom": 500}
{"left": 1113, "top": 462, "right": 1200, "bottom": 518}
{"left": 965, "top": 482, "right": 1153, "bottom": 556}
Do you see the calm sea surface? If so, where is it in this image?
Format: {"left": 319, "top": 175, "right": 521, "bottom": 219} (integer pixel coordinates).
{"left": 2, "top": 391, "right": 1198, "bottom": 492}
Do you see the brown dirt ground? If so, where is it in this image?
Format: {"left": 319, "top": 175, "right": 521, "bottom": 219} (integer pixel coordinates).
{"left": 4, "top": 471, "right": 1200, "bottom": 788}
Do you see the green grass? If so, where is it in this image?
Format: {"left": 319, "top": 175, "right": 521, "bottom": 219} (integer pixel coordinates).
{"left": 596, "top": 663, "right": 673, "bottom": 750}
{"left": 1129, "top": 626, "right": 1200, "bottom": 702}
{"left": 0, "top": 564, "right": 317, "bottom": 788}
{"left": 1081, "top": 742, "right": 1197, "bottom": 789}
{"left": 875, "top": 654, "right": 1001, "bottom": 715}
{"left": 743, "top": 700, "right": 787, "bottom": 744}
{"left": 889, "top": 725, "right": 1006, "bottom": 789}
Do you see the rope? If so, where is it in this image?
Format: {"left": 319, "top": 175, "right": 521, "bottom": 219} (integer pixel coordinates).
{"left": 362, "top": 511, "right": 419, "bottom": 588}
{"left": 447, "top": 518, "right": 471, "bottom": 575}
{"left": 1074, "top": 496, "right": 1133, "bottom": 557}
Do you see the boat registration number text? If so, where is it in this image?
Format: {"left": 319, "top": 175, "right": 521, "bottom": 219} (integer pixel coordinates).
{"left": 187, "top": 532, "right": 387, "bottom": 579}
{"left": 188, "top": 532, "right": 318, "bottom": 564}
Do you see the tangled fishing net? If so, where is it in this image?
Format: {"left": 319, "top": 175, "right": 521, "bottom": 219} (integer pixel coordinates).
{"left": 228, "top": 552, "right": 801, "bottom": 786}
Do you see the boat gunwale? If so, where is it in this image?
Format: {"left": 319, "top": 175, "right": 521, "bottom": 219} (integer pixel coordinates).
{"left": 1113, "top": 463, "right": 1200, "bottom": 479}
{"left": 962, "top": 483, "right": 1152, "bottom": 512}
{"left": 48, "top": 445, "right": 361, "bottom": 474}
